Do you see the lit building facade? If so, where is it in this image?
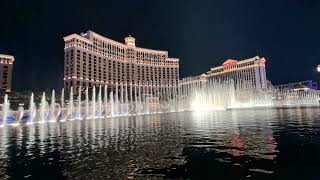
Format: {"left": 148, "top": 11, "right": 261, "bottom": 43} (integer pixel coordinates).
{"left": 63, "top": 30, "right": 179, "bottom": 98}
{"left": 0, "top": 54, "right": 14, "bottom": 92}
{"left": 179, "top": 74, "right": 208, "bottom": 86}
{"left": 179, "top": 74, "right": 208, "bottom": 96}
{"left": 206, "top": 56, "right": 267, "bottom": 90}
{"left": 274, "top": 80, "right": 318, "bottom": 91}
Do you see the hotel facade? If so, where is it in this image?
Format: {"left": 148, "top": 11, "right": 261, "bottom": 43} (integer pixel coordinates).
{"left": 0, "top": 54, "right": 14, "bottom": 92}
{"left": 207, "top": 56, "right": 268, "bottom": 90}
{"left": 63, "top": 30, "right": 179, "bottom": 98}
{"left": 180, "top": 56, "right": 268, "bottom": 91}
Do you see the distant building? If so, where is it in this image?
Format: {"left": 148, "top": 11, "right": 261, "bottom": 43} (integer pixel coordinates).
{"left": 179, "top": 56, "right": 268, "bottom": 92}
{"left": 0, "top": 54, "right": 14, "bottom": 92}
{"left": 63, "top": 30, "right": 179, "bottom": 98}
{"left": 180, "top": 74, "right": 208, "bottom": 86}
{"left": 206, "top": 56, "right": 268, "bottom": 90}
{"left": 275, "top": 80, "right": 318, "bottom": 91}
{"left": 179, "top": 74, "right": 208, "bottom": 96}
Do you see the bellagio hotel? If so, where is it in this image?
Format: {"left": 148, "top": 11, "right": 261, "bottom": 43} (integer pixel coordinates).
{"left": 63, "top": 30, "right": 179, "bottom": 96}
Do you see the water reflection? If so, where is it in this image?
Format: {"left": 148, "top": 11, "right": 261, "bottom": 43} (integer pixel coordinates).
{"left": 0, "top": 108, "right": 320, "bottom": 179}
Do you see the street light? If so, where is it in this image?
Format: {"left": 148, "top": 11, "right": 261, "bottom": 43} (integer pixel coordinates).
{"left": 317, "top": 65, "right": 320, "bottom": 72}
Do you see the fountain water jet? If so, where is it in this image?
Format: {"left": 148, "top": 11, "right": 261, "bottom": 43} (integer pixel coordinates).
{"left": 1, "top": 94, "right": 9, "bottom": 127}
{"left": 98, "top": 85, "right": 102, "bottom": 118}
{"left": 28, "top": 93, "right": 36, "bottom": 124}
{"left": 92, "top": 86, "right": 96, "bottom": 118}
{"left": 0, "top": 77, "right": 320, "bottom": 126}
{"left": 77, "top": 86, "right": 82, "bottom": 120}
{"left": 39, "top": 92, "right": 47, "bottom": 123}
{"left": 49, "top": 90, "right": 56, "bottom": 122}
{"left": 69, "top": 87, "right": 74, "bottom": 120}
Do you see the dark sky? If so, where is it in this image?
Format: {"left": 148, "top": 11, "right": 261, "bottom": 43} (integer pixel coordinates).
{"left": 1, "top": 0, "right": 320, "bottom": 91}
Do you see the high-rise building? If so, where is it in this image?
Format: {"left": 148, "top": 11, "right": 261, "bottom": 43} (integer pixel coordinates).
{"left": 63, "top": 30, "right": 179, "bottom": 98}
{"left": 0, "top": 54, "right": 14, "bottom": 92}
{"left": 206, "top": 56, "right": 267, "bottom": 90}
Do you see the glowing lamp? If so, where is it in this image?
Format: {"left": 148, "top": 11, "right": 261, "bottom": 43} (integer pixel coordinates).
{"left": 317, "top": 65, "right": 320, "bottom": 72}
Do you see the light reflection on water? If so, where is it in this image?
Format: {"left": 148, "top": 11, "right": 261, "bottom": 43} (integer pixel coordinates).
{"left": 0, "top": 108, "right": 320, "bottom": 179}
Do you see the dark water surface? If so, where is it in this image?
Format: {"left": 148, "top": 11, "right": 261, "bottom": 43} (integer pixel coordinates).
{"left": 1, "top": 108, "right": 320, "bottom": 179}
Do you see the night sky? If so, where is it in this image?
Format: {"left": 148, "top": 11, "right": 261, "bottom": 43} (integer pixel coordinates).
{"left": 1, "top": 0, "right": 320, "bottom": 91}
